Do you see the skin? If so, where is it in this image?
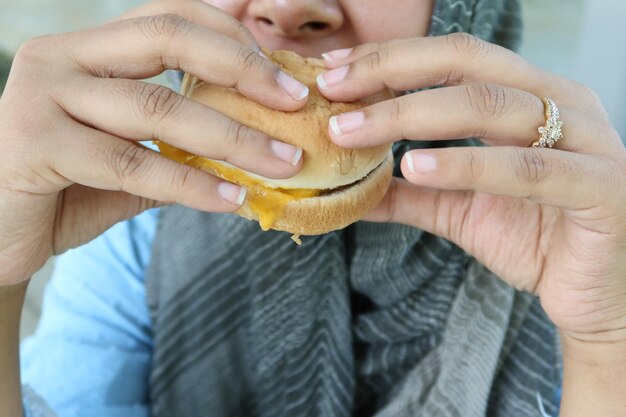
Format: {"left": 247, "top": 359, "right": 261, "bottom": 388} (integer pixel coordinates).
{"left": 320, "top": 37, "right": 626, "bottom": 415}
{"left": 0, "top": 0, "right": 625, "bottom": 415}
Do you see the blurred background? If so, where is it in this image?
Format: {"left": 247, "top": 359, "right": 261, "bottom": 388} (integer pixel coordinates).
{"left": 0, "top": 0, "right": 624, "bottom": 339}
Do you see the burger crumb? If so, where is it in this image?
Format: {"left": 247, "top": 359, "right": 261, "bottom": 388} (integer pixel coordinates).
{"left": 291, "top": 235, "right": 302, "bottom": 245}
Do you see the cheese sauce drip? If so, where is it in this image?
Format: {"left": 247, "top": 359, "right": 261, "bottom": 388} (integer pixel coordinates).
{"left": 158, "top": 143, "right": 319, "bottom": 231}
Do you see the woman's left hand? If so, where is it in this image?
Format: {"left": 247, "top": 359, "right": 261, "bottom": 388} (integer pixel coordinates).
{"left": 317, "top": 34, "right": 626, "bottom": 345}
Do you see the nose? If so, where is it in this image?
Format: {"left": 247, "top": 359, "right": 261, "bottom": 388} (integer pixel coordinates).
{"left": 249, "top": 0, "right": 343, "bottom": 38}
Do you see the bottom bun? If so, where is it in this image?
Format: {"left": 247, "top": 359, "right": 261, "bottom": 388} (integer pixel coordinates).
{"left": 237, "top": 152, "right": 394, "bottom": 237}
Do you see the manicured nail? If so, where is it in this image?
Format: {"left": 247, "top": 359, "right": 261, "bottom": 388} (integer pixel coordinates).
{"left": 218, "top": 182, "right": 246, "bottom": 205}
{"left": 329, "top": 111, "right": 364, "bottom": 136}
{"left": 316, "top": 65, "right": 349, "bottom": 90}
{"left": 271, "top": 140, "right": 302, "bottom": 166}
{"left": 276, "top": 71, "right": 309, "bottom": 100}
{"left": 407, "top": 153, "right": 437, "bottom": 174}
{"left": 322, "top": 48, "right": 353, "bottom": 62}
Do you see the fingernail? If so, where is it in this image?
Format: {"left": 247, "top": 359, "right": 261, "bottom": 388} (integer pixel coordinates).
{"left": 407, "top": 153, "right": 437, "bottom": 174}
{"left": 322, "top": 48, "right": 353, "bottom": 62}
{"left": 316, "top": 65, "right": 349, "bottom": 90}
{"left": 329, "top": 111, "right": 364, "bottom": 136}
{"left": 271, "top": 140, "right": 302, "bottom": 166}
{"left": 276, "top": 71, "right": 309, "bottom": 100}
{"left": 218, "top": 182, "right": 247, "bottom": 205}
{"left": 259, "top": 50, "right": 269, "bottom": 59}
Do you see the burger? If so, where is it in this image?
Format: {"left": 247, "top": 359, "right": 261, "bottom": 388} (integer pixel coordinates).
{"left": 158, "top": 50, "right": 393, "bottom": 242}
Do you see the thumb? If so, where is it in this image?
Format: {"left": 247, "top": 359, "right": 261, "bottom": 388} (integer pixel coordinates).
{"left": 53, "top": 185, "right": 167, "bottom": 255}
{"left": 363, "top": 178, "right": 470, "bottom": 243}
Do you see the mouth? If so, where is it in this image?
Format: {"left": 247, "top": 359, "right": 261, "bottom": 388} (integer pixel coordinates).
{"left": 257, "top": 40, "right": 350, "bottom": 60}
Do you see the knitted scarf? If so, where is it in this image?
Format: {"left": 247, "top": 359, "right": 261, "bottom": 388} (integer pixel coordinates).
{"left": 146, "top": 1, "right": 562, "bottom": 416}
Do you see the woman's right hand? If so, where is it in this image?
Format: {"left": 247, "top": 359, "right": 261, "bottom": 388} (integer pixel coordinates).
{"left": 0, "top": 0, "right": 308, "bottom": 286}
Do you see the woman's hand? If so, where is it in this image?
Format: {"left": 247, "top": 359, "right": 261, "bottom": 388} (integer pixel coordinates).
{"left": 317, "top": 34, "right": 626, "bottom": 345}
{"left": 0, "top": 0, "right": 308, "bottom": 286}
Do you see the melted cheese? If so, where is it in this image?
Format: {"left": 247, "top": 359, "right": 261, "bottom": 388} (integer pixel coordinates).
{"left": 158, "top": 143, "right": 319, "bottom": 230}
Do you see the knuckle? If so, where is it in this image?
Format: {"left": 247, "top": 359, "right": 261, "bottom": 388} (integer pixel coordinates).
{"left": 445, "top": 32, "right": 486, "bottom": 57}
{"left": 350, "top": 42, "right": 374, "bottom": 58}
{"left": 223, "top": 119, "right": 250, "bottom": 157}
{"left": 559, "top": 80, "right": 606, "bottom": 117}
{"left": 439, "top": 68, "right": 465, "bottom": 86}
{"left": 169, "top": 163, "right": 194, "bottom": 193}
{"left": 511, "top": 150, "right": 552, "bottom": 188}
{"left": 389, "top": 98, "right": 411, "bottom": 138}
{"left": 606, "top": 126, "right": 624, "bottom": 145}
{"left": 465, "top": 150, "right": 485, "bottom": 186}
{"left": 108, "top": 143, "right": 152, "bottom": 182}
{"left": 463, "top": 83, "right": 510, "bottom": 121}
{"left": 234, "top": 46, "right": 265, "bottom": 73}
{"left": 364, "top": 42, "right": 391, "bottom": 72}
{"left": 390, "top": 101, "right": 403, "bottom": 138}
{"left": 365, "top": 50, "right": 382, "bottom": 72}
{"left": 391, "top": 99, "right": 403, "bottom": 124}
{"left": 137, "top": 83, "right": 183, "bottom": 126}
{"left": 577, "top": 83, "right": 603, "bottom": 108}
{"left": 138, "top": 13, "right": 191, "bottom": 42}
{"left": 13, "top": 35, "right": 56, "bottom": 67}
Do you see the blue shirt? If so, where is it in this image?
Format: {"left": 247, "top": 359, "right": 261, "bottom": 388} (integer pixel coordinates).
{"left": 21, "top": 209, "right": 160, "bottom": 417}
{"left": 20, "top": 208, "right": 560, "bottom": 417}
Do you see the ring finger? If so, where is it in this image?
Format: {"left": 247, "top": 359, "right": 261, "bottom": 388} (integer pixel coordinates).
{"left": 327, "top": 83, "right": 597, "bottom": 153}
{"left": 57, "top": 76, "right": 303, "bottom": 179}
{"left": 48, "top": 122, "right": 246, "bottom": 212}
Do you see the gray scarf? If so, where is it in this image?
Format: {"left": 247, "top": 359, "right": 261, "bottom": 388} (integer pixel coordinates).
{"left": 147, "top": 1, "right": 562, "bottom": 416}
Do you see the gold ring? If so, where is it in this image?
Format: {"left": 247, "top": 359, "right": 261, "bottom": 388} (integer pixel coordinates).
{"left": 531, "top": 97, "right": 563, "bottom": 148}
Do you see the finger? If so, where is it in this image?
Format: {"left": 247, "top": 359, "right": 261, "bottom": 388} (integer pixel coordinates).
{"left": 113, "top": 0, "right": 260, "bottom": 51}
{"left": 65, "top": 15, "right": 308, "bottom": 111}
{"left": 317, "top": 34, "right": 578, "bottom": 108}
{"left": 327, "top": 83, "right": 608, "bottom": 153}
{"left": 398, "top": 146, "right": 610, "bottom": 210}
{"left": 56, "top": 185, "right": 166, "bottom": 251}
{"left": 363, "top": 177, "right": 465, "bottom": 241}
{"left": 56, "top": 77, "right": 303, "bottom": 179}
{"left": 49, "top": 122, "right": 247, "bottom": 212}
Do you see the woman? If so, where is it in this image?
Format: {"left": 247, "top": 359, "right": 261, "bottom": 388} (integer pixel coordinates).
{"left": 0, "top": 0, "right": 625, "bottom": 416}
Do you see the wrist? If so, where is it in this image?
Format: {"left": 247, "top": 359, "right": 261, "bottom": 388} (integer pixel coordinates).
{"left": 560, "top": 331, "right": 626, "bottom": 417}
{"left": 561, "top": 329, "right": 626, "bottom": 368}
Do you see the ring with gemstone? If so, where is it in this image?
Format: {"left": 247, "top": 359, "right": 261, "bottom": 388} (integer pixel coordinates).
{"left": 531, "top": 97, "right": 564, "bottom": 148}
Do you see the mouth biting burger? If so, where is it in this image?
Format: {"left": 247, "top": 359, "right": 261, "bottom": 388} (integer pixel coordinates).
{"left": 158, "top": 50, "right": 393, "bottom": 242}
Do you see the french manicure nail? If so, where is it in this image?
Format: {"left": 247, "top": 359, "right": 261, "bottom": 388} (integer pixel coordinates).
{"left": 218, "top": 182, "right": 247, "bottom": 205}
{"left": 322, "top": 48, "right": 353, "bottom": 62}
{"left": 316, "top": 65, "right": 349, "bottom": 90}
{"left": 329, "top": 111, "right": 364, "bottom": 136}
{"left": 276, "top": 71, "right": 309, "bottom": 100}
{"left": 407, "top": 153, "right": 437, "bottom": 174}
{"left": 271, "top": 140, "right": 303, "bottom": 166}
